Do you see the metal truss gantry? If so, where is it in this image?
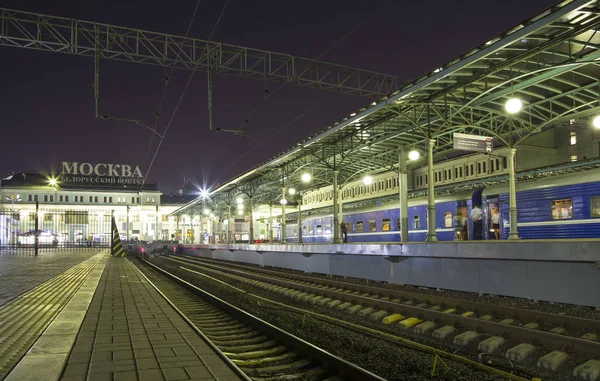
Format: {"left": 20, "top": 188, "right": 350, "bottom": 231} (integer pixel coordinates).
{"left": 0, "top": 8, "right": 399, "bottom": 97}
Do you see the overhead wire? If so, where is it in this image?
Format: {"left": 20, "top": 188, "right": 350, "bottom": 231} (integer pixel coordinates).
{"left": 138, "top": 0, "right": 231, "bottom": 192}
{"left": 220, "top": 108, "right": 313, "bottom": 174}
{"left": 217, "top": 0, "right": 395, "bottom": 174}
{"left": 141, "top": 0, "right": 204, "bottom": 171}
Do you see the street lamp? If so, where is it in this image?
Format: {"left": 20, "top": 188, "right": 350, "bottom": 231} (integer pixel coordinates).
{"left": 288, "top": 188, "right": 296, "bottom": 195}
{"left": 280, "top": 198, "right": 288, "bottom": 205}
{"left": 236, "top": 197, "right": 243, "bottom": 204}
{"left": 301, "top": 173, "right": 311, "bottom": 183}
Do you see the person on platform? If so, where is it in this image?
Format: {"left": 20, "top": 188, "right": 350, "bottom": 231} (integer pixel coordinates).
{"left": 471, "top": 204, "right": 483, "bottom": 240}
{"left": 454, "top": 212, "right": 464, "bottom": 241}
{"left": 341, "top": 221, "right": 348, "bottom": 243}
{"left": 492, "top": 209, "right": 500, "bottom": 240}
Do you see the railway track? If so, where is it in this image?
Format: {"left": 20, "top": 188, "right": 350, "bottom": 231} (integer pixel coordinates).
{"left": 161, "top": 254, "right": 600, "bottom": 381}
{"left": 134, "top": 258, "right": 386, "bottom": 381}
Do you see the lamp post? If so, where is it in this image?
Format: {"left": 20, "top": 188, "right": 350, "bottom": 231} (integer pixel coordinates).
{"left": 5, "top": 194, "right": 21, "bottom": 246}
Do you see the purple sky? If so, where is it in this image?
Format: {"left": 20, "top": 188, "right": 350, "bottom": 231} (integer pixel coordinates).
{"left": 0, "top": 0, "right": 557, "bottom": 193}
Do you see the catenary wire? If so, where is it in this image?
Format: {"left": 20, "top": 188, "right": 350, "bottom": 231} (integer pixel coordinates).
{"left": 217, "top": 0, "right": 395, "bottom": 173}
{"left": 139, "top": 0, "right": 231, "bottom": 192}
{"left": 142, "top": 0, "right": 204, "bottom": 171}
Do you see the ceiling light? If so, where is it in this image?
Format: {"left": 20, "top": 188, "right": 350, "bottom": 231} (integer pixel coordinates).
{"left": 301, "top": 173, "right": 311, "bottom": 183}
{"left": 363, "top": 175, "right": 373, "bottom": 185}
{"left": 505, "top": 97, "right": 522, "bottom": 114}
{"left": 593, "top": 115, "right": 600, "bottom": 129}
{"left": 408, "top": 150, "right": 420, "bottom": 161}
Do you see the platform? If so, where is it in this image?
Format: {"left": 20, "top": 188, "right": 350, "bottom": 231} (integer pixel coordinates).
{"left": 1, "top": 253, "right": 246, "bottom": 381}
{"left": 0, "top": 249, "right": 102, "bottom": 306}
{"left": 181, "top": 240, "right": 600, "bottom": 308}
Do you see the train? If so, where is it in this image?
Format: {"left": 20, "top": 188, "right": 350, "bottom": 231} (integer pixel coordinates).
{"left": 281, "top": 168, "right": 600, "bottom": 242}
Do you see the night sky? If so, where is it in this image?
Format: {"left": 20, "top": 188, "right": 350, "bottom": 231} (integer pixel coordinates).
{"left": 0, "top": 0, "right": 558, "bottom": 193}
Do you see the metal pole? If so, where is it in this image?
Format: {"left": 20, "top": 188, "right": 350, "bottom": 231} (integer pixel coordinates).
{"left": 281, "top": 187, "right": 287, "bottom": 243}
{"left": 126, "top": 205, "right": 129, "bottom": 241}
{"left": 297, "top": 198, "right": 303, "bottom": 244}
{"left": 269, "top": 205, "right": 273, "bottom": 244}
{"left": 110, "top": 209, "right": 114, "bottom": 255}
{"left": 508, "top": 148, "right": 520, "bottom": 240}
{"left": 399, "top": 145, "right": 409, "bottom": 242}
{"left": 34, "top": 201, "right": 39, "bottom": 256}
{"left": 249, "top": 198, "right": 254, "bottom": 243}
{"left": 426, "top": 138, "right": 438, "bottom": 242}
{"left": 332, "top": 170, "right": 342, "bottom": 244}
{"left": 228, "top": 206, "right": 234, "bottom": 243}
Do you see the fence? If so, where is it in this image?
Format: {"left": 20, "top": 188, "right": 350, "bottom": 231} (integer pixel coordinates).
{"left": 0, "top": 205, "right": 112, "bottom": 253}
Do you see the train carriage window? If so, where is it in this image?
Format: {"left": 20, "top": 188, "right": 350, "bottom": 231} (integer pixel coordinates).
{"left": 396, "top": 217, "right": 401, "bottom": 231}
{"left": 382, "top": 218, "right": 390, "bottom": 231}
{"left": 368, "top": 220, "right": 377, "bottom": 232}
{"left": 316, "top": 225, "right": 323, "bottom": 235}
{"left": 444, "top": 212, "right": 453, "bottom": 228}
{"left": 551, "top": 199, "right": 573, "bottom": 220}
{"left": 591, "top": 197, "right": 600, "bottom": 217}
{"left": 308, "top": 226, "right": 314, "bottom": 235}
{"left": 413, "top": 216, "right": 420, "bottom": 229}
{"left": 356, "top": 221, "right": 364, "bottom": 232}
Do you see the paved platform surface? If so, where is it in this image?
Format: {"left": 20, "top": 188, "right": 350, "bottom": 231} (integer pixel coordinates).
{"left": 0, "top": 249, "right": 102, "bottom": 306}
{"left": 61, "top": 257, "right": 245, "bottom": 381}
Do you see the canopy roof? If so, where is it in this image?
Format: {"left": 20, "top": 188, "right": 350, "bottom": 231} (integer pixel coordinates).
{"left": 174, "top": 0, "right": 600, "bottom": 215}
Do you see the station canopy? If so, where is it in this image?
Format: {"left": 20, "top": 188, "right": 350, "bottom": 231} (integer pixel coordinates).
{"left": 175, "top": 0, "right": 600, "bottom": 216}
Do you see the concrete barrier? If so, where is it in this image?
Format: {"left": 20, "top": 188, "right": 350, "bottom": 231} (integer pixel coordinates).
{"left": 180, "top": 240, "right": 600, "bottom": 308}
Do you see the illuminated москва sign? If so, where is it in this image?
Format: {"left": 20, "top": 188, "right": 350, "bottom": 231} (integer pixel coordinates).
{"left": 59, "top": 162, "right": 144, "bottom": 185}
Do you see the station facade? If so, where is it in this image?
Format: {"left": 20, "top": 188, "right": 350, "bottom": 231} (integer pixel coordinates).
{"left": 0, "top": 161, "right": 209, "bottom": 247}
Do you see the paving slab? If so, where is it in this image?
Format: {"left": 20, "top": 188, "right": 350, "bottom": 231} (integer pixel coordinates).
{"left": 0, "top": 249, "right": 101, "bottom": 306}
{"left": 59, "top": 257, "right": 246, "bottom": 381}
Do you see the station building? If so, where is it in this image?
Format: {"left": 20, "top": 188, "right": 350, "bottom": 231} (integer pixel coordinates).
{"left": 0, "top": 161, "right": 206, "bottom": 247}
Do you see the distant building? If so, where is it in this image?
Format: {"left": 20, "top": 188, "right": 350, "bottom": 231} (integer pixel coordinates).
{"left": 0, "top": 162, "right": 198, "bottom": 247}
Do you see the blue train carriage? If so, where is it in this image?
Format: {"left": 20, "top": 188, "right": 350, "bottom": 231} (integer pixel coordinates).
{"left": 289, "top": 190, "right": 476, "bottom": 243}
{"left": 482, "top": 169, "right": 600, "bottom": 239}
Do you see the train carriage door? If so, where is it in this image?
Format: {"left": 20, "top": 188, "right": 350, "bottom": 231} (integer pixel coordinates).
{"left": 486, "top": 196, "right": 499, "bottom": 240}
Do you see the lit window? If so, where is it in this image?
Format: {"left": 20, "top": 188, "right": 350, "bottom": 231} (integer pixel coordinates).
{"left": 369, "top": 220, "right": 377, "bottom": 232}
{"left": 551, "top": 199, "right": 573, "bottom": 220}
{"left": 444, "top": 212, "right": 453, "bottom": 228}
{"left": 591, "top": 196, "right": 600, "bottom": 217}
{"left": 570, "top": 131, "right": 577, "bottom": 145}
{"left": 413, "top": 215, "right": 420, "bottom": 229}
{"left": 571, "top": 155, "right": 578, "bottom": 162}
{"left": 356, "top": 221, "right": 364, "bottom": 232}
{"left": 382, "top": 218, "right": 390, "bottom": 231}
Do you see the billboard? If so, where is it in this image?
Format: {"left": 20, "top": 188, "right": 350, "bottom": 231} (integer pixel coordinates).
{"left": 453, "top": 133, "right": 493, "bottom": 153}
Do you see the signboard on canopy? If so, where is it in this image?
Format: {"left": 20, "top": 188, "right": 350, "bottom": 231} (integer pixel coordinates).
{"left": 453, "top": 133, "right": 493, "bottom": 153}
